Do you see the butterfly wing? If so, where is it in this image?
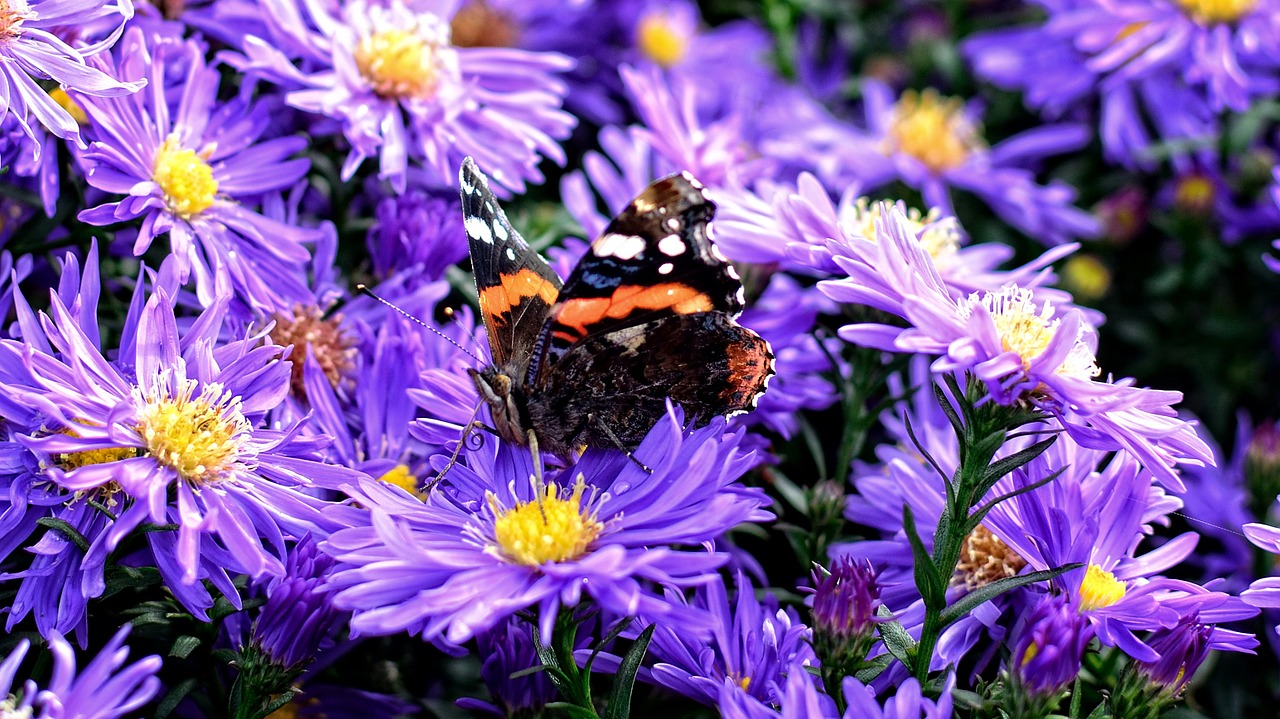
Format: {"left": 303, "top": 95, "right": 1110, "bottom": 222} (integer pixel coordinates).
{"left": 526, "top": 312, "right": 774, "bottom": 455}
{"left": 460, "top": 157, "right": 562, "bottom": 371}
{"left": 533, "top": 172, "right": 744, "bottom": 378}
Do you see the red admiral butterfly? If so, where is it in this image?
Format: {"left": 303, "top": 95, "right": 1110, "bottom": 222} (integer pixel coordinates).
{"left": 460, "top": 157, "right": 773, "bottom": 460}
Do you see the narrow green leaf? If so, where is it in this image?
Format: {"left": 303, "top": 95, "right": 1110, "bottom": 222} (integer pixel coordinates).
{"left": 36, "top": 517, "right": 90, "bottom": 553}
{"left": 874, "top": 607, "right": 917, "bottom": 668}
{"left": 1085, "top": 701, "right": 1112, "bottom": 719}
{"left": 853, "top": 654, "right": 894, "bottom": 683}
{"left": 257, "top": 691, "right": 299, "bottom": 719}
{"left": 1069, "top": 675, "right": 1083, "bottom": 719}
{"left": 509, "top": 664, "right": 552, "bottom": 680}
{"left": 933, "top": 379, "right": 965, "bottom": 438}
{"left": 156, "top": 678, "right": 198, "bottom": 719}
{"left": 903, "top": 505, "right": 945, "bottom": 609}
{"left": 169, "top": 635, "right": 202, "bottom": 659}
{"left": 546, "top": 703, "right": 600, "bottom": 719}
{"left": 966, "top": 467, "right": 1067, "bottom": 534}
{"left": 979, "top": 437, "right": 1057, "bottom": 490}
{"left": 603, "top": 624, "right": 656, "bottom": 719}
{"left": 939, "top": 564, "right": 1082, "bottom": 626}
{"left": 585, "top": 617, "right": 635, "bottom": 676}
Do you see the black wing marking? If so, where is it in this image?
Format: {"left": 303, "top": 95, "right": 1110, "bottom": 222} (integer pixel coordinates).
{"left": 459, "top": 157, "right": 562, "bottom": 371}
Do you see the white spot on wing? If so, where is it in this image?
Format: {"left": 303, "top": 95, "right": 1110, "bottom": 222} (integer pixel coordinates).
{"left": 658, "top": 235, "right": 686, "bottom": 256}
{"left": 594, "top": 233, "right": 646, "bottom": 260}
{"left": 506, "top": 247, "right": 516, "bottom": 261}
{"left": 665, "top": 217, "right": 680, "bottom": 230}
{"left": 658, "top": 262, "right": 674, "bottom": 275}
{"left": 465, "top": 216, "right": 494, "bottom": 244}
{"left": 494, "top": 221, "right": 509, "bottom": 241}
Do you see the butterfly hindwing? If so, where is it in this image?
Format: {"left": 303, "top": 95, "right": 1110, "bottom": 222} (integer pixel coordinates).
{"left": 460, "top": 157, "right": 562, "bottom": 371}
{"left": 526, "top": 312, "right": 774, "bottom": 457}
{"left": 534, "top": 173, "right": 745, "bottom": 376}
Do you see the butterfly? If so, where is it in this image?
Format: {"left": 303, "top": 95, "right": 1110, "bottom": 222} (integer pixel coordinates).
{"left": 459, "top": 156, "right": 773, "bottom": 462}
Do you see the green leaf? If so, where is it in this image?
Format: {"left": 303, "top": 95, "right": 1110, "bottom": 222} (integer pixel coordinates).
{"left": 902, "top": 505, "right": 945, "bottom": 609}
{"left": 585, "top": 617, "right": 634, "bottom": 677}
{"left": 156, "top": 678, "right": 198, "bottom": 719}
{"left": 602, "top": 624, "right": 656, "bottom": 719}
{"left": 36, "top": 517, "right": 90, "bottom": 552}
{"left": 853, "top": 654, "right": 894, "bottom": 683}
{"left": 939, "top": 565, "right": 1083, "bottom": 626}
{"left": 546, "top": 703, "right": 601, "bottom": 719}
{"left": 979, "top": 437, "right": 1057, "bottom": 490}
{"left": 874, "top": 607, "right": 917, "bottom": 669}
{"left": 1069, "top": 675, "right": 1083, "bottom": 719}
{"left": 169, "top": 635, "right": 202, "bottom": 659}
{"left": 933, "top": 379, "right": 965, "bottom": 439}
{"left": 966, "top": 467, "right": 1066, "bottom": 533}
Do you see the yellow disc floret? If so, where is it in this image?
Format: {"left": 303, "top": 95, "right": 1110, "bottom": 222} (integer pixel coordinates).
{"left": 885, "top": 89, "right": 984, "bottom": 173}
{"left": 152, "top": 135, "right": 218, "bottom": 219}
{"left": 355, "top": 28, "right": 441, "bottom": 99}
{"left": 1079, "top": 563, "right": 1127, "bottom": 611}
{"left": 954, "top": 524, "right": 1028, "bottom": 590}
{"left": 1174, "top": 0, "right": 1257, "bottom": 23}
{"left": 846, "top": 197, "right": 961, "bottom": 265}
{"left": 378, "top": 464, "right": 421, "bottom": 495}
{"left": 135, "top": 377, "right": 250, "bottom": 485}
{"left": 961, "top": 286, "right": 1101, "bottom": 380}
{"left": 49, "top": 88, "right": 88, "bottom": 125}
{"left": 636, "top": 11, "right": 689, "bottom": 67}
{"left": 490, "top": 477, "right": 603, "bottom": 566}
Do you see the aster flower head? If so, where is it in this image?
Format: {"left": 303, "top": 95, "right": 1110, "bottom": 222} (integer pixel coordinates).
{"left": 455, "top": 617, "right": 557, "bottom": 717}
{"left": 0, "top": 624, "right": 161, "bottom": 719}
{"left": 322, "top": 405, "right": 771, "bottom": 645}
{"left": 75, "top": 27, "right": 319, "bottom": 313}
{"left": 1007, "top": 593, "right": 1088, "bottom": 698}
{"left": 826, "top": 206, "right": 1211, "bottom": 491}
{"left": 250, "top": 535, "right": 348, "bottom": 669}
{"left": 366, "top": 187, "right": 466, "bottom": 282}
{"left": 0, "top": 0, "right": 143, "bottom": 150}
{"left": 1135, "top": 613, "right": 1257, "bottom": 694}
{"left": 785, "top": 80, "right": 1099, "bottom": 246}
{"left": 807, "top": 557, "right": 884, "bottom": 674}
{"left": 232, "top": 0, "right": 575, "bottom": 194}
{"left": 0, "top": 253, "right": 359, "bottom": 626}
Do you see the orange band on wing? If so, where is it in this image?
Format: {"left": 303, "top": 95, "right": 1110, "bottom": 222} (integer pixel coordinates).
{"left": 555, "top": 283, "right": 714, "bottom": 338}
{"left": 479, "top": 269, "right": 560, "bottom": 326}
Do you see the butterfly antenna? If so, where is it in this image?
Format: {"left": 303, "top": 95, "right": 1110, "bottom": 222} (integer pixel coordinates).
{"left": 354, "top": 284, "right": 484, "bottom": 364}
{"left": 442, "top": 306, "right": 487, "bottom": 357}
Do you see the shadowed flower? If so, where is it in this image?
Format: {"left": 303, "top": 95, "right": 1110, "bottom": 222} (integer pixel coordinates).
{"left": 455, "top": 617, "right": 558, "bottom": 717}
{"left": 0, "top": 624, "right": 161, "bottom": 719}
{"left": 230, "top": 0, "right": 575, "bottom": 194}
{"left": 322, "top": 406, "right": 771, "bottom": 645}
{"left": 250, "top": 536, "right": 349, "bottom": 670}
{"left": 75, "top": 28, "right": 319, "bottom": 313}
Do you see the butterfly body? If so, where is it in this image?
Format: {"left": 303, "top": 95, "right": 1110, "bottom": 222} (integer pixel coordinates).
{"left": 460, "top": 157, "right": 773, "bottom": 459}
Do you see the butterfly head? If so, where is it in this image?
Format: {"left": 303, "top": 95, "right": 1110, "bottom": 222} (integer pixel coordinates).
{"left": 467, "top": 365, "right": 531, "bottom": 447}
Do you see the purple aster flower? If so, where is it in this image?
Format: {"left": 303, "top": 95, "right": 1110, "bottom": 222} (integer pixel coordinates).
{"left": 0, "top": 0, "right": 143, "bottom": 149}
{"left": 966, "top": 0, "right": 1280, "bottom": 115}
{"left": 74, "top": 27, "right": 319, "bottom": 314}
{"left": 0, "top": 251, "right": 360, "bottom": 626}
{"left": 230, "top": 0, "right": 575, "bottom": 194}
{"left": 1135, "top": 613, "right": 1258, "bottom": 693}
{"left": 322, "top": 406, "right": 771, "bottom": 645}
{"left": 1007, "top": 593, "right": 1089, "bottom": 698}
{"left": 249, "top": 535, "right": 348, "bottom": 669}
{"left": 265, "top": 683, "right": 420, "bottom": 719}
{"left": 777, "top": 79, "right": 1099, "bottom": 246}
{"left": 365, "top": 188, "right": 466, "bottom": 283}
{"left": 455, "top": 617, "right": 557, "bottom": 717}
{"left": 0, "top": 624, "right": 161, "bottom": 719}
{"left": 593, "top": 572, "right": 818, "bottom": 715}
{"left": 824, "top": 206, "right": 1211, "bottom": 491}
{"left": 727, "top": 669, "right": 956, "bottom": 719}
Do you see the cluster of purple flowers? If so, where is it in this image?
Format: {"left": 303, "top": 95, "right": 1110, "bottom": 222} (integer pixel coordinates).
{"left": 0, "top": 0, "right": 1274, "bottom": 717}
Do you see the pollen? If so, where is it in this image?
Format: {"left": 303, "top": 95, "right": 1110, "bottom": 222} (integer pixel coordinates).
{"left": 135, "top": 377, "right": 250, "bottom": 485}
{"left": 1078, "top": 564, "right": 1126, "bottom": 611}
{"left": 49, "top": 88, "right": 87, "bottom": 125}
{"left": 450, "top": 0, "right": 519, "bottom": 48}
{"left": 847, "top": 197, "right": 961, "bottom": 265}
{"left": 354, "top": 28, "right": 441, "bottom": 99}
{"left": 267, "top": 305, "right": 356, "bottom": 396}
{"left": 378, "top": 464, "right": 422, "bottom": 496}
{"left": 636, "top": 11, "right": 689, "bottom": 68}
{"left": 1174, "top": 0, "right": 1257, "bottom": 23}
{"left": 953, "top": 524, "right": 1027, "bottom": 590}
{"left": 490, "top": 476, "right": 603, "bottom": 566}
{"left": 0, "top": 0, "right": 31, "bottom": 39}
{"left": 152, "top": 135, "right": 218, "bottom": 219}
{"left": 885, "top": 89, "right": 983, "bottom": 173}
{"left": 961, "top": 286, "right": 1101, "bottom": 380}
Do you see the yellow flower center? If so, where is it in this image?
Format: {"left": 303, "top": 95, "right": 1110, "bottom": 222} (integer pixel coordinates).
{"left": 1061, "top": 255, "right": 1112, "bottom": 302}
{"left": 1079, "top": 564, "right": 1126, "bottom": 611}
{"left": 57, "top": 441, "right": 139, "bottom": 471}
{"left": 962, "top": 286, "right": 1100, "bottom": 380}
{"left": 0, "top": 0, "right": 31, "bottom": 39}
{"left": 1173, "top": 172, "right": 1216, "bottom": 215}
{"left": 885, "top": 89, "right": 983, "bottom": 173}
{"left": 636, "top": 12, "right": 689, "bottom": 67}
{"left": 847, "top": 197, "right": 961, "bottom": 266}
{"left": 953, "top": 524, "right": 1028, "bottom": 590}
{"left": 0, "top": 695, "right": 32, "bottom": 719}
{"left": 490, "top": 477, "right": 603, "bottom": 566}
{"left": 1174, "top": 0, "right": 1257, "bottom": 23}
{"left": 49, "top": 88, "right": 87, "bottom": 125}
{"left": 152, "top": 135, "right": 218, "bottom": 219}
{"left": 135, "top": 377, "right": 250, "bottom": 485}
{"left": 378, "top": 464, "right": 420, "bottom": 495}
{"left": 354, "top": 29, "right": 441, "bottom": 99}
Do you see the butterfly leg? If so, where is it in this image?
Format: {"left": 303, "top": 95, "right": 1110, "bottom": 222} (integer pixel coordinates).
{"left": 425, "top": 402, "right": 487, "bottom": 492}
{"left": 590, "top": 414, "right": 653, "bottom": 474}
